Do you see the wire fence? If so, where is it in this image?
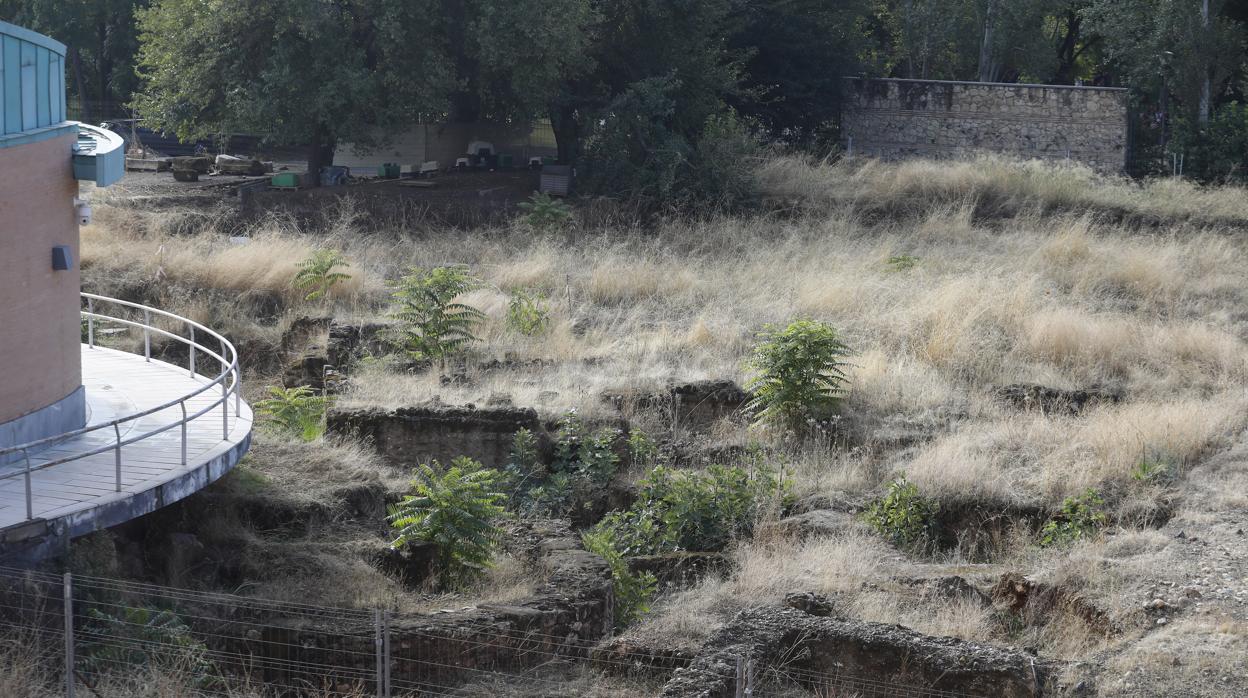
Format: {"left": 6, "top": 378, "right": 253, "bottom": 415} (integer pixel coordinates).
{"left": 0, "top": 565, "right": 987, "bottom": 697}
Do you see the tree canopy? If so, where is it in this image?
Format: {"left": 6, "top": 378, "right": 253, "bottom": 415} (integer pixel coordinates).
{"left": 4, "top": 0, "right": 1246, "bottom": 184}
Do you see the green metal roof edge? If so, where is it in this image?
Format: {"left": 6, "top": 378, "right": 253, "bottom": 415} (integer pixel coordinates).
{"left": 0, "top": 121, "right": 76, "bottom": 149}
{"left": 0, "top": 20, "right": 67, "bottom": 55}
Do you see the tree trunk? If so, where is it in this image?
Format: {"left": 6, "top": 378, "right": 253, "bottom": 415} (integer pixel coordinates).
{"left": 1052, "top": 10, "right": 1081, "bottom": 84}
{"left": 550, "top": 104, "right": 580, "bottom": 165}
{"left": 306, "top": 125, "right": 335, "bottom": 188}
{"left": 978, "top": 0, "right": 999, "bottom": 82}
{"left": 69, "top": 48, "right": 89, "bottom": 122}
{"left": 1199, "top": 0, "right": 1211, "bottom": 124}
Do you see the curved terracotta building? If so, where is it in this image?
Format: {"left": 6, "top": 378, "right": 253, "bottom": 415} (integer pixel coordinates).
{"left": 0, "top": 21, "right": 251, "bottom": 560}
{"left": 0, "top": 21, "right": 114, "bottom": 447}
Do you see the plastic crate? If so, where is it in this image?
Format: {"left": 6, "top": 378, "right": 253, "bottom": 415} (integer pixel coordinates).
{"left": 270, "top": 172, "right": 302, "bottom": 189}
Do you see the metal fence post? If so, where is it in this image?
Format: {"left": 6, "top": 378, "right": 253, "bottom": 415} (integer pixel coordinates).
{"left": 143, "top": 308, "right": 151, "bottom": 361}
{"left": 374, "top": 609, "right": 384, "bottom": 698}
{"left": 180, "top": 402, "right": 188, "bottom": 467}
{"left": 64, "top": 572, "right": 75, "bottom": 698}
{"left": 745, "top": 658, "right": 755, "bottom": 697}
{"left": 221, "top": 339, "right": 230, "bottom": 439}
{"left": 23, "top": 450, "right": 33, "bottom": 520}
{"left": 188, "top": 324, "right": 196, "bottom": 377}
{"left": 86, "top": 298, "right": 94, "bottom": 349}
{"left": 734, "top": 656, "right": 744, "bottom": 698}
{"left": 383, "top": 610, "right": 392, "bottom": 698}
{"left": 113, "top": 423, "right": 122, "bottom": 492}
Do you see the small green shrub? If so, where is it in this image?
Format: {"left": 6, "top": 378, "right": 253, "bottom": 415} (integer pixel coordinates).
{"left": 506, "top": 290, "right": 551, "bottom": 336}
{"left": 627, "top": 427, "right": 659, "bottom": 468}
{"left": 388, "top": 266, "right": 485, "bottom": 363}
{"left": 388, "top": 457, "right": 508, "bottom": 587}
{"left": 862, "top": 477, "right": 939, "bottom": 552}
{"left": 551, "top": 411, "right": 620, "bottom": 486}
{"left": 254, "top": 385, "right": 331, "bottom": 441}
{"left": 520, "top": 472, "right": 574, "bottom": 518}
{"left": 581, "top": 527, "right": 656, "bottom": 628}
{"left": 517, "top": 192, "right": 573, "bottom": 229}
{"left": 292, "top": 249, "right": 351, "bottom": 301}
{"left": 593, "top": 463, "right": 786, "bottom": 555}
{"left": 1131, "top": 451, "right": 1176, "bottom": 485}
{"left": 79, "top": 606, "right": 217, "bottom": 687}
{"left": 885, "top": 255, "right": 920, "bottom": 272}
{"left": 1040, "top": 489, "right": 1107, "bottom": 547}
{"left": 744, "top": 319, "right": 851, "bottom": 434}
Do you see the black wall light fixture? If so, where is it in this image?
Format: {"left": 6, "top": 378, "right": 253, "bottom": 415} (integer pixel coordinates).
{"left": 52, "top": 245, "right": 73, "bottom": 271}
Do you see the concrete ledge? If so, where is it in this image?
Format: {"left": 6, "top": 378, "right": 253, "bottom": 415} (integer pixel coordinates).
{"left": 0, "top": 429, "right": 251, "bottom": 562}
{"left": 0, "top": 386, "right": 86, "bottom": 464}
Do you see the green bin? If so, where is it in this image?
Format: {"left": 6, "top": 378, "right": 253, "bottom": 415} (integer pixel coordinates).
{"left": 270, "top": 172, "right": 301, "bottom": 188}
{"left": 378, "top": 163, "right": 401, "bottom": 178}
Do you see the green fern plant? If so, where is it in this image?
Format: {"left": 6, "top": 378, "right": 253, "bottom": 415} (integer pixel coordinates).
{"left": 292, "top": 249, "right": 351, "bottom": 301}
{"left": 254, "top": 385, "right": 332, "bottom": 441}
{"left": 517, "top": 191, "right": 573, "bottom": 229}
{"left": 388, "top": 457, "right": 508, "bottom": 587}
{"left": 387, "top": 266, "right": 485, "bottom": 363}
{"left": 744, "top": 319, "right": 851, "bottom": 434}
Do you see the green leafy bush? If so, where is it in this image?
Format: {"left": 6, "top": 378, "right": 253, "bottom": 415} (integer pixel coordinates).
{"left": 744, "top": 319, "right": 851, "bottom": 434}
{"left": 254, "top": 385, "right": 332, "bottom": 441}
{"left": 581, "top": 527, "right": 657, "bottom": 628}
{"left": 594, "top": 463, "right": 785, "bottom": 555}
{"left": 520, "top": 472, "right": 575, "bottom": 518}
{"left": 551, "top": 411, "right": 620, "bottom": 486}
{"left": 627, "top": 427, "right": 659, "bottom": 468}
{"left": 387, "top": 266, "right": 485, "bottom": 363}
{"left": 506, "top": 290, "right": 551, "bottom": 336}
{"left": 79, "top": 606, "right": 217, "bottom": 687}
{"left": 1040, "top": 489, "right": 1107, "bottom": 547}
{"left": 578, "top": 76, "right": 760, "bottom": 210}
{"left": 517, "top": 192, "right": 573, "bottom": 229}
{"left": 862, "top": 477, "right": 939, "bottom": 552}
{"left": 1170, "top": 102, "right": 1248, "bottom": 183}
{"left": 292, "top": 249, "right": 351, "bottom": 301}
{"left": 388, "top": 457, "right": 508, "bottom": 587}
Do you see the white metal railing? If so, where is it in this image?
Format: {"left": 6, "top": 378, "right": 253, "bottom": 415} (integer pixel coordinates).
{"left": 0, "top": 293, "right": 243, "bottom": 522}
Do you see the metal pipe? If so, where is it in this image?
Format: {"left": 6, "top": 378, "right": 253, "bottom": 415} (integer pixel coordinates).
{"left": 113, "top": 423, "right": 122, "bottom": 492}
{"left": 86, "top": 297, "right": 95, "bottom": 348}
{"left": 180, "top": 402, "right": 188, "bottom": 467}
{"left": 23, "top": 450, "right": 33, "bottom": 520}
{"left": 188, "top": 324, "right": 196, "bottom": 377}
{"left": 374, "top": 609, "right": 384, "bottom": 698}
{"left": 143, "top": 308, "right": 151, "bottom": 361}
{"left": 64, "top": 573, "right": 75, "bottom": 698}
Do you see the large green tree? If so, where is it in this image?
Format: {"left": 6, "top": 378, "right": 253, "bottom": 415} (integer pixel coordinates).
{"left": 134, "top": 0, "right": 451, "bottom": 178}
{"left": 1087, "top": 0, "right": 1246, "bottom": 122}
{"left": 729, "top": 0, "right": 876, "bottom": 146}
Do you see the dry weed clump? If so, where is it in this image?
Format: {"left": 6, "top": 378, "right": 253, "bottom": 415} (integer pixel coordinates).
{"left": 756, "top": 153, "right": 1248, "bottom": 223}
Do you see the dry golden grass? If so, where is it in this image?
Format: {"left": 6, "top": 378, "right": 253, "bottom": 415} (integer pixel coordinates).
{"left": 75, "top": 156, "right": 1248, "bottom": 682}
{"left": 82, "top": 154, "right": 1248, "bottom": 512}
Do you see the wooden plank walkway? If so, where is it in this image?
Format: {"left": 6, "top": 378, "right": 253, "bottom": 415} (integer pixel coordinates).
{"left": 0, "top": 346, "right": 252, "bottom": 530}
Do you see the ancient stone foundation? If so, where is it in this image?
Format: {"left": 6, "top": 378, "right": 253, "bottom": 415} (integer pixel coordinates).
{"left": 840, "top": 77, "right": 1128, "bottom": 172}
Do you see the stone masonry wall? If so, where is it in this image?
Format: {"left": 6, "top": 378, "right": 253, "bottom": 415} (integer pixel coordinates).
{"left": 840, "top": 78, "right": 1128, "bottom": 172}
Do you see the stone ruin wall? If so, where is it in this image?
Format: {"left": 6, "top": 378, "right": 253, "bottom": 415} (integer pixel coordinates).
{"left": 840, "top": 77, "right": 1129, "bottom": 172}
